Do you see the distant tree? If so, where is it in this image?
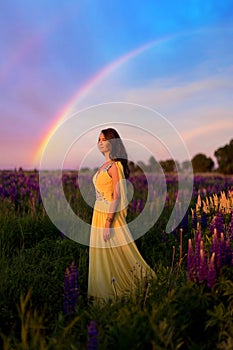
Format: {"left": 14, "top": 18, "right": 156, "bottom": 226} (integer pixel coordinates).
{"left": 160, "top": 159, "right": 176, "bottom": 173}
{"left": 191, "top": 153, "right": 214, "bottom": 173}
{"left": 136, "top": 161, "right": 147, "bottom": 173}
{"left": 80, "top": 167, "right": 90, "bottom": 173}
{"left": 214, "top": 139, "right": 233, "bottom": 174}
{"left": 181, "top": 160, "right": 192, "bottom": 172}
{"left": 128, "top": 161, "right": 137, "bottom": 173}
{"left": 148, "top": 156, "right": 160, "bottom": 172}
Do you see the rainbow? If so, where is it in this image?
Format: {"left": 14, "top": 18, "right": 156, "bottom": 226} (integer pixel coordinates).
{"left": 33, "top": 34, "right": 176, "bottom": 167}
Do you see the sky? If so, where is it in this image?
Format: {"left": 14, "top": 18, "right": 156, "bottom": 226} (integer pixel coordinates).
{"left": 1, "top": 0, "right": 233, "bottom": 170}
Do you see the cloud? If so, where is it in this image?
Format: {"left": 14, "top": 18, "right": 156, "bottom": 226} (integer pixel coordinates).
{"left": 69, "top": 68, "right": 233, "bottom": 163}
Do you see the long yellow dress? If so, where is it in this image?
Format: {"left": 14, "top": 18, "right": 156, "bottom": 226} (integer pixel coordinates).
{"left": 88, "top": 161, "right": 155, "bottom": 301}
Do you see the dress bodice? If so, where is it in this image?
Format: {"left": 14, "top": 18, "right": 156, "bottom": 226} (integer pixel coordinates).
{"left": 92, "top": 161, "right": 128, "bottom": 216}
{"left": 93, "top": 162, "right": 114, "bottom": 202}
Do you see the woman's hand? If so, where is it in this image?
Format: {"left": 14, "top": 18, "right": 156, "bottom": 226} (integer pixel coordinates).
{"left": 103, "top": 221, "right": 111, "bottom": 242}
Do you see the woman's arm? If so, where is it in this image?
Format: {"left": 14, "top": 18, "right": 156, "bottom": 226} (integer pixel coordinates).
{"left": 107, "top": 162, "right": 121, "bottom": 219}
{"left": 103, "top": 162, "right": 121, "bottom": 241}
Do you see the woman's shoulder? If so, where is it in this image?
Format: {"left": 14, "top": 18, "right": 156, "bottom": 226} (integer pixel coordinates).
{"left": 109, "top": 161, "right": 124, "bottom": 178}
{"left": 110, "top": 161, "right": 123, "bottom": 170}
{"left": 105, "top": 161, "right": 116, "bottom": 171}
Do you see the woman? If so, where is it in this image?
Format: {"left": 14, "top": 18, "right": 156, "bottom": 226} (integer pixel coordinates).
{"left": 88, "top": 128, "right": 155, "bottom": 301}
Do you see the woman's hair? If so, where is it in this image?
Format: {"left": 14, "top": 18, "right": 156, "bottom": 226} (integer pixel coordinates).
{"left": 101, "top": 128, "right": 130, "bottom": 179}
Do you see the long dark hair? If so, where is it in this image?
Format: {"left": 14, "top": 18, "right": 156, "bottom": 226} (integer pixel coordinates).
{"left": 101, "top": 128, "right": 130, "bottom": 179}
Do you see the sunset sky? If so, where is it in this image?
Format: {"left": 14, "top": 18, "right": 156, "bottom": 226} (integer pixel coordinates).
{"left": 1, "top": 1, "right": 233, "bottom": 169}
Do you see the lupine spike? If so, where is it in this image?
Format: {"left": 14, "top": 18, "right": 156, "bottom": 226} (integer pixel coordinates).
{"left": 199, "top": 247, "right": 207, "bottom": 284}
{"left": 201, "top": 212, "right": 207, "bottom": 229}
{"left": 63, "top": 262, "right": 79, "bottom": 314}
{"left": 187, "top": 239, "right": 196, "bottom": 282}
{"left": 195, "top": 230, "right": 202, "bottom": 273}
{"left": 228, "top": 212, "right": 233, "bottom": 240}
{"left": 191, "top": 208, "right": 197, "bottom": 230}
{"left": 64, "top": 267, "right": 70, "bottom": 314}
{"left": 207, "top": 252, "right": 217, "bottom": 288}
{"left": 87, "top": 320, "right": 98, "bottom": 350}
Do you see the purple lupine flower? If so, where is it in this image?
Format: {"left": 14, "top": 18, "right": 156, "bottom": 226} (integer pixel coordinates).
{"left": 215, "top": 211, "right": 225, "bottom": 235}
{"left": 210, "top": 211, "right": 225, "bottom": 236}
{"left": 129, "top": 199, "right": 137, "bottom": 212}
{"left": 225, "top": 239, "right": 232, "bottom": 265}
{"left": 198, "top": 246, "right": 207, "bottom": 284}
{"left": 207, "top": 252, "right": 217, "bottom": 288}
{"left": 211, "top": 230, "right": 221, "bottom": 269}
{"left": 136, "top": 199, "right": 143, "bottom": 213}
{"left": 60, "top": 232, "right": 66, "bottom": 240}
{"left": 63, "top": 262, "right": 78, "bottom": 314}
{"left": 194, "top": 230, "right": 202, "bottom": 272}
{"left": 69, "top": 261, "right": 79, "bottom": 311}
{"left": 219, "top": 232, "right": 227, "bottom": 266}
{"left": 64, "top": 267, "right": 70, "bottom": 314}
{"left": 87, "top": 320, "right": 98, "bottom": 350}
{"left": 187, "top": 239, "right": 196, "bottom": 282}
{"left": 192, "top": 209, "right": 197, "bottom": 230}
{"left": 201, "top": 212, "right": 207, "bottom": 230}
{"left": 228, "top": 212, "right": 233, "bottom": 240}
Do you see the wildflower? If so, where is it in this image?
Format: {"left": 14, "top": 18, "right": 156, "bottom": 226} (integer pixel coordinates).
{"left": 187, "top": 239, "right": 196, "bottom": 282}
{"left": 201, "top": 212, "right": 207, "bottom": 229}
{"left": 194, "top": 230, "right": 202, "bottom": 271}
{"left": 191, "top": 208, "right": 197, "bottom": 230}
{"left": 207, "top": 253, "right": 216, "bottom": 288}
{"left": 211, "top": 229, "right": 221, "bottom": 269}
{"left": 136, "top": 199, "right": 143, "bottom": 213}
{"left": 225, "top": 239, "right": 232, "bottom": 265}
{"left": 210, "top": 211, "right": 225, "bottom": 236}
{"left": 228, "top": 212, "right": 233, "bottom": 240}
{"left": 87, "top": 320, "right": 98, "bottom": 350}
{"left": 129, "top": 199, "right": 137, "bottom": 212}
{"left": 63, "top": 261, "right": 78, "bottom": 314}
{"left": 219, "top": 232, "right": 227, "bottom": 266}
{"left": 63, "top": 267, "right": 70, "bottom": 314}
{"left": 198, "top": 245, "right": 207, "bottom": 284}
{"left": 196, "top": 194, "right": 202, "bottom": 212}
{"left": 60, "top": 232, "right": 65, "bottom": 240}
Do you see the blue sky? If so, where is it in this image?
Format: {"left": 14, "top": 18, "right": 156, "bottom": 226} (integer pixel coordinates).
{"left": 1, "top": 0, "right": 233, "bottom": 169}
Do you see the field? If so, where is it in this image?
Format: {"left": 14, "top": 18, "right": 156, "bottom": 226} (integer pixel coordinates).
{"left": 0, "top": 169, "right": 233, "bottom": 350}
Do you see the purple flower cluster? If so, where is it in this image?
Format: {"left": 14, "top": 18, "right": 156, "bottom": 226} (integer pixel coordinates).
{"left": 0, "top": 170, "right": 41, "bottom": 209}
{"left": 63, "top": 261, "right": 79, "bottom": 314}
{"left": 129, "top": 198, "right": 145, "bottom": 213}
{"left": 87, "top": 320, "right": 98, "bottom": 350}
{"left": 207, "top": 253, "right": 216, "bottom": 289}
{"left": 211, "top": 230, "right": 232, "bottom": 269}
{"left": 191, "top": 209, "right": 197, "bottom": 230}
{"left": 193, "top": 174, "right": 233, "bottom": 198}
{"left": 187, "top": 225, "right": 233, "bottom": 288}
{"left": 187, "top": 233, "right": 216, "bottom": 288}
{"left": 210, "top": 211, "right": 225, "bottom": 235}
{"left": 228, "top": 212, "right": 233, "bottom": 240}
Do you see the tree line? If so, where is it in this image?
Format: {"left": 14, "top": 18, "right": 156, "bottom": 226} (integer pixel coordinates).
{"left": 128, "top": 139, "right": 233, "bottom": 175}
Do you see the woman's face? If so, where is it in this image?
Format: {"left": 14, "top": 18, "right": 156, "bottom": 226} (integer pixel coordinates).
{"left": 97, "top": 133, "right": 111, "bottom": 154}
